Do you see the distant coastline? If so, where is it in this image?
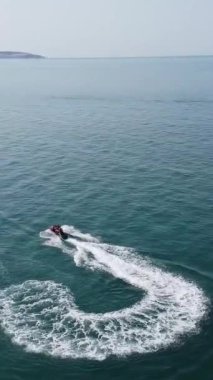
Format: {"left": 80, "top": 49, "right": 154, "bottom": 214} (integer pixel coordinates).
{"left": 1, "top": 52, "right": 212, "bottom": 60}
{"left": 0, "top": 51, "right": 45, "bottom": 59}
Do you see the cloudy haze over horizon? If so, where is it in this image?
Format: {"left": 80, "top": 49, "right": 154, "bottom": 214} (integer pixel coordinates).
{"left": 1, "top": 0, "right": 213, "bottom": 58}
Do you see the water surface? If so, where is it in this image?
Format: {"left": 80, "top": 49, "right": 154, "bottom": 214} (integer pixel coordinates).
{"left": 0, "top": 57, "right": 212, "bottom": 380}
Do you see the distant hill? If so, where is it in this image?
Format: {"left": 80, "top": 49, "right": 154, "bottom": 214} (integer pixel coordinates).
{"left": 0, "top": 51, "right": 45, "bottom": 59}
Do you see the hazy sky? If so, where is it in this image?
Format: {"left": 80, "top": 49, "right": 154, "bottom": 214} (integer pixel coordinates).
{"left": 1, "top": 0, "right": 213, "bottom": 57}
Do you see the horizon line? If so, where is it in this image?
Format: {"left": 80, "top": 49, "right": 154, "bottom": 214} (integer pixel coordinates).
{"left": 48, "top": 54, "right": 213, "bottom": 59}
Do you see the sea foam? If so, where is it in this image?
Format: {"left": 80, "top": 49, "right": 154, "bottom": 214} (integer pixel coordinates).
{"left": 0, "top": 226, "right": 208, "bottom": 360}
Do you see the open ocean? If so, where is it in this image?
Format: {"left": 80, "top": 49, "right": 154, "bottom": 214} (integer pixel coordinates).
{"left": 0, "top": 57, "right": 212, "bottom": 380}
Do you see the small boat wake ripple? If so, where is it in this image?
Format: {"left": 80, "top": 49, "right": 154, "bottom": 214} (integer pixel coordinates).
{"left": 0, "top": 226, "right": 208, "bottom": 360}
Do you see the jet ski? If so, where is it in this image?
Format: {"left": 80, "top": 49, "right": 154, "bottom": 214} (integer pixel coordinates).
{"left": 50, "top": 225, "right": 70, "bottom": 240}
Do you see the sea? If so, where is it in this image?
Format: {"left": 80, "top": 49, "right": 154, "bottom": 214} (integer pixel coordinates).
{"left": 0, "top": 57, "right": 212, "bottom": 380}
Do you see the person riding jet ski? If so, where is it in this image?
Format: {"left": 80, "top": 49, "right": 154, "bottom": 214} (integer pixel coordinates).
{"left": 50, "top": 225, "right": 70, "bottom": 240}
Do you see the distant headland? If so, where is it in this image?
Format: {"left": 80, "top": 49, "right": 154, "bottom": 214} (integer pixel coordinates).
{"left": 0, "top": 51, "right": 45, "bottom": 59}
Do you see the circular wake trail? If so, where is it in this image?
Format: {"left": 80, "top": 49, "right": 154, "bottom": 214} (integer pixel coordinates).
{"left": 0, "top": 226, "right": 208, "bottom": 360}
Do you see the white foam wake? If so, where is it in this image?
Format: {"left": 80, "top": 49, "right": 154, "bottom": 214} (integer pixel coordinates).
{"left": 0, "top": 226, "right": 208, "bottom": 360}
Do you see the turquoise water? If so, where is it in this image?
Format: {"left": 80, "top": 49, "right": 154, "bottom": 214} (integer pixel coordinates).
{"left": 0, "top": 57, "right": 213, "bottom": 379}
